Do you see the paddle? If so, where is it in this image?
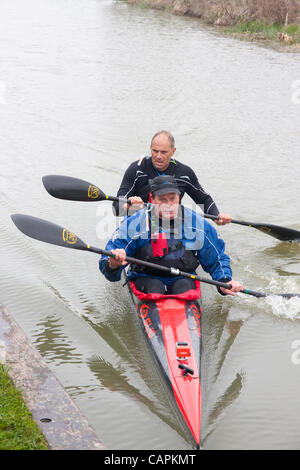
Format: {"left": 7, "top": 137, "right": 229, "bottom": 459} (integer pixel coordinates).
{"left": 42, "top": 174, "right": 128, "bottom": 204}
{"left": 42, "top": 175, "right": 300, "bottom": 242}
{"left": 203, "top": 214, "right": 300, "bottom": 243}
{"left": 11, "top": 214, "right": 300, "bottom": 299}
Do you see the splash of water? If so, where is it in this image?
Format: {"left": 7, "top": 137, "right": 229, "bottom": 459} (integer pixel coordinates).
{"left": 265, "top": 277, "right": 300, "bottom": 320}
{"left": 230, "top": 272, "right": 300, "bottom": 320}
{"left": 265, "top": 295, "right": 300, "bottom": 320}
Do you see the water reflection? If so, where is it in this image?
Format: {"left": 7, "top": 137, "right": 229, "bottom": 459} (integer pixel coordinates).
{"left": 33, "top": 315, "right": 82, "bottom": 364}
{"left": 262, "top": 242, "right": 300, "bottom": 276}
{"left": 205, "top": 372, "right": 243, "bottom": 434}
{"left": 86, "top": 355, "right": 188, "bottom": 439}
{"left": 1, "top": 0, "right": 300, "bottom": 450}
{"left": 200, "top": 298, "right": 249, "bottom": 446}
{"left": 82, "top": 305, "right": 193, "bottom": 444}
{"left": 262, "top": 241, "right": 300, "bottom": 261}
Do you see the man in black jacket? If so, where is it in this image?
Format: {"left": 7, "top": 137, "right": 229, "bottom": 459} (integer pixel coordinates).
{"left": 113, "top": 130, "right": 231, "bottom": 226}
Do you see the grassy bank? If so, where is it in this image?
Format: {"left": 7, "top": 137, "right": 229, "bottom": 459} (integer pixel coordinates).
{"left": 0, "top": 364, "right": 48, "bottom": 450}
{"left": 126, "top": 0, "right": 300, "bottom": 47}
{"left": 224, "top": 20, "right": 300, "bottom": 45}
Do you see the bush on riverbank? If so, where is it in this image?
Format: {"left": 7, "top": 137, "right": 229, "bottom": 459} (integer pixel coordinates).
{"left": 202, "top": 0, "right": 300, "bottom": 44}
{"left": 201, "top": 0, "right": 300, "bottom": 25}
{"left": 127, "top": 0, "right": 300, "bottom": 45}
{"left": 0, "top": 364, "right": 48, "bottom": 450}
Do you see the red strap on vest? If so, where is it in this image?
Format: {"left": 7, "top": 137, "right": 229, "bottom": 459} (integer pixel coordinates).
{"left": 149, "top": 191, "right": 168, "bottom": 258}
{"left": 151, "top": 231, "right": 168, "bottom": 257}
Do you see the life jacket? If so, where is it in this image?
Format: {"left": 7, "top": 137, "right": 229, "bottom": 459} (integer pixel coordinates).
{"left": 131, "top": 211, "right": 200, "bottom": 277}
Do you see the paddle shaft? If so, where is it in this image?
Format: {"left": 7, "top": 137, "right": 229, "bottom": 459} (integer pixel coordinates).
{"left": 42, "top": 175, "right": 300, "bottom": 242}
{"left": 106, "top": 195, "right": 300, "bottom": 242}
{"left": 96, "top": 193, "right": 273, "bottom": 226}
{"left": 85, "top": 245, "right": 284, "bottom": 298}
{"left": 105, "top": 195, "right": 254, "bottom": 227}
{"left": 203, "top": 213, "right": 253, "bottom": 226}
{"left": 11, "top": 213, "right": 300, "bottom": 299}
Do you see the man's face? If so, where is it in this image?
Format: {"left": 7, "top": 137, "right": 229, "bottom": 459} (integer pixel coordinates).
{"left": 152, "top": 192, "right": 180, "bottom": 220}
{"left": 150, "top": 134, "right": 176, "bottom": 172}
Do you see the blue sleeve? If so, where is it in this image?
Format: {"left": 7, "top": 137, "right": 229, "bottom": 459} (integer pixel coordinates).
{"left": 197, "top": 221, "right": 232, "bottom": 282}
{"left": 99, "top": 212, "right": 143, "bottom": 282}
{"left": 99, "top": 241, "right": 126, "bottom": 282}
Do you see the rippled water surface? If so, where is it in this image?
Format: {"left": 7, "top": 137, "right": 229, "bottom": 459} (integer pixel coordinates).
{"left": 0, "top": 0, "right": 300, "bottom": 450}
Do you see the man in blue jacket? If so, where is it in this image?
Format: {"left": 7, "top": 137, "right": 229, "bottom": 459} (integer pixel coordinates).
{"left": 100, "top": 175, "right": 244, "bottom": 296}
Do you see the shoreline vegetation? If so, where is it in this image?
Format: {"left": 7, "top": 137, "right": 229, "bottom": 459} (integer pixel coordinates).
{"left": 126, "top": 0, "right": 300, "bottom": 48}
{"left": 0, "top": 364, "right": 48, "bottom": 450}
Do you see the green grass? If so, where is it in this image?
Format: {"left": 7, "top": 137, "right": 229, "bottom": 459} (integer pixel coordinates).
{"left": 0, "top": 364, "right": 48, "bottom": 450}
{"left": 224, "top": 20, "right": 300, "bottom": 44}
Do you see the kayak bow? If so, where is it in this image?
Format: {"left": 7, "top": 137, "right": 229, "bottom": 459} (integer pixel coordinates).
{"left": 127, "top": 278, "right": 202, "bottom": 448}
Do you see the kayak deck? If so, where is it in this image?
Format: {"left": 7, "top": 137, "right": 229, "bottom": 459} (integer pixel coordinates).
{"left": 128, "top": 286, "right": 202, "bottom": 448}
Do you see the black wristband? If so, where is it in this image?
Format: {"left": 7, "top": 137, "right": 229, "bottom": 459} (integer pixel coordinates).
{"left": 105, "top": 261, "right": 120, "bottom": 273}
{"left": 217, "top": 278, "right": 232, "bottom": 296}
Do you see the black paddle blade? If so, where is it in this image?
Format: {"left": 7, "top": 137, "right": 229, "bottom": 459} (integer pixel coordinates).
{"left": 11, "top": 214, "right": 88, "bottom": 251}
{"left": 42, "top": 175, "right": 106, "bottom": 202}
{"left": 252, "top": 223, "right": 300, "bottom": 242}
{"left": 204, "top": 214, "right": 300, "bottom": 242}
{"left": 279, "top": 293, "right": 300, "bottom": 298}
{"left": 242, "top": 289, "right": 300, "bottom": 299}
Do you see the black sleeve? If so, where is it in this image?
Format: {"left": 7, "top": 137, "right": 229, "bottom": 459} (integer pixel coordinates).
{"left": 112, "top": 162, "right": 138, "bottom": 216}
{"left": 216, "top": 278, "right": 232, "bottom": 296}
{"left": 184, "top": 168, "right": 219, "bottom": 216}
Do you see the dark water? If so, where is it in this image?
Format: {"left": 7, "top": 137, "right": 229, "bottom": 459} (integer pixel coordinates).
{"left": 0, "top": 0, "right": 300, "bottom": 449}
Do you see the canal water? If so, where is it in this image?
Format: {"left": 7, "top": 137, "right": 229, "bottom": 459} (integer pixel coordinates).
{"left": 0, "top": 0, "right": 300, "bottom": 449}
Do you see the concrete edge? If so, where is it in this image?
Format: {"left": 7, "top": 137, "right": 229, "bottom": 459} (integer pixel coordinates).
{"left": 0, "top": 303, "right": 106, "bottom": 450}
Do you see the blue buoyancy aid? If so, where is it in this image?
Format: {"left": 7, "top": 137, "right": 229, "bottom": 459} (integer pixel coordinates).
{"left": 99, "top": 205, "right": 232, "bottom": 285}
{"left": 131, "top": 213, "right": 200, "bottom": 276}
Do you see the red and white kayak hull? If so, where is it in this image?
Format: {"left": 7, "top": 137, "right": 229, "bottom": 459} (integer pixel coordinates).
{"left": 128, "top": 282, "right": 202, "bottom": 447}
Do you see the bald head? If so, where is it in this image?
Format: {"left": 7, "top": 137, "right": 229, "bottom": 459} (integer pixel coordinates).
{"left": 151, "top": 130, "right": 175, "bottom": 149}
{"left": 150, "top": 131, "right": 176, "bottom": 172}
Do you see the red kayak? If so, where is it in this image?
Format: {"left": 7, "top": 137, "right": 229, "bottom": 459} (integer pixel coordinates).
{"left": 127, "top": 278, "right": 203, "bottom": 448}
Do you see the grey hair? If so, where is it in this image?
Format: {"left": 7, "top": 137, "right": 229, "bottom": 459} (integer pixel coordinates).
{"left": 151, "top": 130, "right": 175, "bottom": 149}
